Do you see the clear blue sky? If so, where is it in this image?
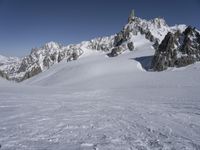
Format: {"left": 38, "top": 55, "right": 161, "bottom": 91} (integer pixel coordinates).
{"left": 0, "top": 0, "right": 199, "bottom": 57}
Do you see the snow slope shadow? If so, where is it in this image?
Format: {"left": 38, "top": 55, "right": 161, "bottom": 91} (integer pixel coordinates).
{"left": 132, "top": 56, "right": 154, "bottom": 71}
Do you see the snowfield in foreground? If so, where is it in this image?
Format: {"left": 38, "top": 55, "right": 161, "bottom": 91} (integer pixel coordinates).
{"left": 0, "top": 38, "right": 200, "bottom": 150}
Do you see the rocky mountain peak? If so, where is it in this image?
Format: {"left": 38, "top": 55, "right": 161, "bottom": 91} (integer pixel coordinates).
{"left": 30, "top": 41, "right": 61, "bottom": 55}
{"left": 42, "top": 41, "right": 61, "bottom": 50}
{"left": 151, "top": 26, "right": 200, "bottom": 71}
{"left": 125, "top": 15, "right": 171, "bottom": 45}
{"left": 151, "top": 18, "right": 168, "bottom": 28}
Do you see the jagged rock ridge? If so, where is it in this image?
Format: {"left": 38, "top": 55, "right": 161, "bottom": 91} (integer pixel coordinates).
{"left": 107, "top": 12, "right": 186, "bottom": 57}
{"left": 151, "top": 26, "right": 200, "bottom": 71}
{"left": 0, "top": 36, "right": 115, "bottom": 82}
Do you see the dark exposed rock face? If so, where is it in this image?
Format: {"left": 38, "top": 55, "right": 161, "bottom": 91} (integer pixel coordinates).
{"left": 18, "top": 58, "right": 29, "bottom": 73}
{"left": 153, "top": 40, "right": 159, "bottom": 50}
{"left": 175, "top": 56, "right": 196, "bottom": 67}
{"left": 151, "top": 32, "right": 177, "bottom": 71}
{"left": 114, "top": 32, "right": 126, "bottom": 47}
{"left": 107, "top": 47, "right": 123, "bottom": 57}
{"left": 107, "top": 32, "right": 130, "bottom": 57}
{"left": 67, "top": 51, "right": 80, "bottom": 62}
{"left": 151, "top": 26, "right": 200, "bottom": 71}
{"left": 145, "top": 31, "right": 156, "bottom": 43}
{"left": 0, "top": 70, "right": 8, "bottom": 80}
{"left": 58, "top": 52, "right": 65, "bottom": 63}
{"left": 43, "top": 56, "right": 51, "bottom": 69}
{"left": 72, "top": 52, "right": 79, "bottom": 60}
{"left": 127, "top": 42, "right": 134, "bottom": 51}
{"left": 113, "top": 27, "right": 132, "bottom": 48}
{"left": 20, "top": 66, "right": 42, "bottom": 81}
{"left": 107, "top": 25, "right": 135, "bottom": 57}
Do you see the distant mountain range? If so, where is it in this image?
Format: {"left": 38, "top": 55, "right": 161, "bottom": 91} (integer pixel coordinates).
{"left": 0, "top": 10, "right": 199, "bottom": 82}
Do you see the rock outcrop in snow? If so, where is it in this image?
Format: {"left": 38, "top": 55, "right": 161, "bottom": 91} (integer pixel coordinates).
{"left": 151, "top": 26, "right": 200, "bottom": 71}
{"left": 17, "top": 41, "right": 84, "bottom": 81}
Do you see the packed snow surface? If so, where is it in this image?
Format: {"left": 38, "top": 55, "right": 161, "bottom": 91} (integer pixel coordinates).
{"left": 0, "top": 37, "right": 200, "bottom": 150}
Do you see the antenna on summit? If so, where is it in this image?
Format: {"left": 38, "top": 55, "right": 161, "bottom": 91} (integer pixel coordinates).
{"left": 128, "top": 9, "right": 135, "bottom": 23}
{"left": 131, "top": 9, "right": 135, "bottom": 18}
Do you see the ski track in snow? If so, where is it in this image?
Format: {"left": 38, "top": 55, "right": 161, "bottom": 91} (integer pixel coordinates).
{"left": 0, "top": 41, "right": 200, "bottom": 150}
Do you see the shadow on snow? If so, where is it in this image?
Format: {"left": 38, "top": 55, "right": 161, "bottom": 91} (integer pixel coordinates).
{"left": 131, "top": 56, "right": 154, "bottom": 71}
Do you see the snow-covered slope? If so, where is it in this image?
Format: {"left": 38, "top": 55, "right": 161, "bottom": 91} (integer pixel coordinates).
{"left": 25, "top": 34, "right": 152, "bottom": 86}
{"left": 0, "top": 34, "right": 200, "bottom": 150}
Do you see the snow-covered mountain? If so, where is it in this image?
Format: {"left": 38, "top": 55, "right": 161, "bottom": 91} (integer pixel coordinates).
{"left": 0, "top": 11, "right": 196, "bottom": 82}
{"left": 1, "top": 11, "right": 200, "bottom": 150}
{"left": 107, "top": 14, "right": 187, "bottom": 57}
{"left": 0, "top": 36, "right": 114, "bottom": 82}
